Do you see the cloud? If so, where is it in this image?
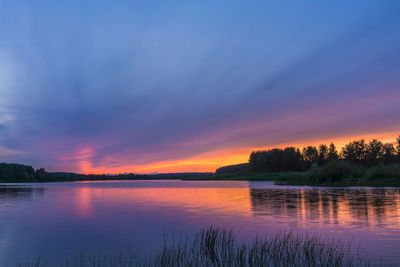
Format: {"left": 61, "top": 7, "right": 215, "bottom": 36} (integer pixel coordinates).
{"left": 0, "top": 1, "right": 399, "bottom": 172}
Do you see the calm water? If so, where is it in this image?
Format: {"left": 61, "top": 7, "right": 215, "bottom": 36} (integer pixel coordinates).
{"left": 1, "top": 180, "right": 400, "bottom": 265}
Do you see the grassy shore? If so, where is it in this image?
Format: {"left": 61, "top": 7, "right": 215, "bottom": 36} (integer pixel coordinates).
{"left": 2, "top": 161, "right": 399, "bottom": 187}
{"left": 275, "top": 162, "right": 400, "bottom": 187}
{"left": 182, "top": 163, "right": 400, "bottom": 187}
{"left": 15, "top": 227, "right": 369, "bottom": 267}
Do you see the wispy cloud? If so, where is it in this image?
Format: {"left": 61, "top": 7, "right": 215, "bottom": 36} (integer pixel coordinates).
{"left": 0, "top": 1, "right": 399, "bottom": 173}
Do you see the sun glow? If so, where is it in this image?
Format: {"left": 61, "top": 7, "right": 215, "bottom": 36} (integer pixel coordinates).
{"left": 71, "top": 130, "right": 399, "bottom": 175}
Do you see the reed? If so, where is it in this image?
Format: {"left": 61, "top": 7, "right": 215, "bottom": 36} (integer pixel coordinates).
{"left": 13, "top": 227, "right": 369, "bottom": 267}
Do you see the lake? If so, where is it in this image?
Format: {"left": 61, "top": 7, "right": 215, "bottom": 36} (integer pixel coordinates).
{"left": 0, "top": 180, "right": 399, "bottom": 265}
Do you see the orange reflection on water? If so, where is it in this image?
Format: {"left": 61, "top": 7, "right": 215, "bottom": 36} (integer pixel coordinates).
{"left": 70, "top": 182, "right": 400, "bottom": 230}
{"left": 74, "top": 187, "right": 95, "bottom": 218}
{"left": 250, "top": 188, "right": 400, "bottom": 229}
{"left": 73, "top": 182, "right": 252, "bottom": 218}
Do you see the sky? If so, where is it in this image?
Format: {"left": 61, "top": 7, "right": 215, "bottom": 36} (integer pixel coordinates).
{"left": 0, "top": 1, "right": 400, "bottom": 174}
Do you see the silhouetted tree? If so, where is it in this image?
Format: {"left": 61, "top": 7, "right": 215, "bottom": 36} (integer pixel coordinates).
{"left": 282, "top": 147, "right": 304, "bottom": 171}
{"left": 342, "top": 140, "right": 368, "bottom": 164}
{"left": 247, "top": 136, "right": 400, "bottom": 173}
{"left": 302, "top": 146, "right": 318, "bottom": 169}
{"left": 249, "top": 148, "right": 304, "bottom": 172}
{"left": 0, "top": 163, "right": 36, "bottom": 181}
{"left": 327, "top": 143, "right": 339, "bottom": 162}
{"left": 382, "top": 143, "right": 396, "bottom": 165}
{"left": 36, "top": 168, "right": 49, "bottom": 180}
{"left": 365, "top": 139, "right": 384, "bottom": 166}
{"left": 397, "top": 136, "right": 400, "bottom": 161}
{"left": 317, "top": 144, "right": 328, "bottom": 166}
{"left": 249, "top": 151, "right": 267, "bottom": 172}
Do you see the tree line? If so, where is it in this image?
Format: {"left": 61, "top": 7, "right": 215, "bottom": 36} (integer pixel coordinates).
{"left": 0, "top": 163, "right": 211, "bottom": 182}
{"left": 0, "top": 163, "right": 49, "bottom": 182}
{"left": 249, "top": 136, "right": 400, "bottom": 172}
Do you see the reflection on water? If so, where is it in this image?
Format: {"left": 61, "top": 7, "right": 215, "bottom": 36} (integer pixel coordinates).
{"left": 0, "top": 181, "right": 399, "bottom": 265}
{"left": 71, "top": 186, "right": 252, "bottom": 217}
{"left": 0, "top": 187, "right": 44, "bottom": 202}
{"left": 250, "top": 188, "right": 400, "bottom": 228}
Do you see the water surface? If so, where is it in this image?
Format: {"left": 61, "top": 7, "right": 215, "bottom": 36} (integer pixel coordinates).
{"left": 0, "top": 180, "right": 399, "bottom": 265}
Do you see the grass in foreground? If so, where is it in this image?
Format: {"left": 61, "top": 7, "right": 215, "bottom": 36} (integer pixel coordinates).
{"left": 14, "top": 227, "right": 369, "bottom": 267}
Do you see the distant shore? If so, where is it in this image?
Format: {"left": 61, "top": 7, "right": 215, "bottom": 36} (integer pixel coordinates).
{"left": 1, "top": 167, "right": 400, "bottom": 187}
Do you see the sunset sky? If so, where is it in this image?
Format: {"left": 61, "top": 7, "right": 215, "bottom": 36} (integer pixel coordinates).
{"left": 0, "top": 1, "right": 400, "bottom": 174}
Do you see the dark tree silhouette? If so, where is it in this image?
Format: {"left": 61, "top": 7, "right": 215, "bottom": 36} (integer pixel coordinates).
{"left": 249, "top": 148, "right": 304, "bottom": 172}
{"left": 397, "top": 136, "right": 400, "bottom": 158}
{"left": 382, "top": 143, "right": 396, "bottom": 165}
{"left": 327, "top": 143, "right": 339, "bottom": 162}
{"left": 0, "top": 163, "right": 36, "bottom": 181}
{"left": 36, "top": 168, "right": 50, "bottom": 180}
{"left": 365, "top": 139, "right": 384, "bottom": 166}
{"left": 248, "top": 135, "right": 399, "bottom": 173}
{"left": 342, "top": 140, "right": 368, "bottom": 164}
{"left": 302, "top": 146, "right": 318, "bottom": 169}
{"left": 317, "top": 144, "right": 328, "bottom": 166}
{"left": 0, "top": 163, "right": 145, "bottom": 182}
{"left": 282, "top": 147, "right": 304, "bottom": 171}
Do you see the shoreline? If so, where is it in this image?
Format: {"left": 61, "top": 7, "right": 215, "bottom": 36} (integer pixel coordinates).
{"left": 1, "top": 173, "right": 400, "bottom": 188}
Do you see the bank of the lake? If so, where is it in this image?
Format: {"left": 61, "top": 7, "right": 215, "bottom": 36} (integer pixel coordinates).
{"left": 181, "top": 167, "right": 400, "bottom": 188}
{"left": 275, "top": 162, "right": 400, "bottom": 187}
{"left": 1, "top": 162, "right": 400, "bottom": 187}
{"left": 180, "top": 172, "right": 281, "bottom": 181}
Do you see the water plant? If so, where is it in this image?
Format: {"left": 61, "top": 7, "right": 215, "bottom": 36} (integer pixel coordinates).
{"left": 13, "top": 227, "right": 369, "bottom": 267}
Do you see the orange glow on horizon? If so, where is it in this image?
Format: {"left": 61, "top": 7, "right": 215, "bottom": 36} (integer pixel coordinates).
{"left": 74, "top": 130, "right": 399, "bottom": 175}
